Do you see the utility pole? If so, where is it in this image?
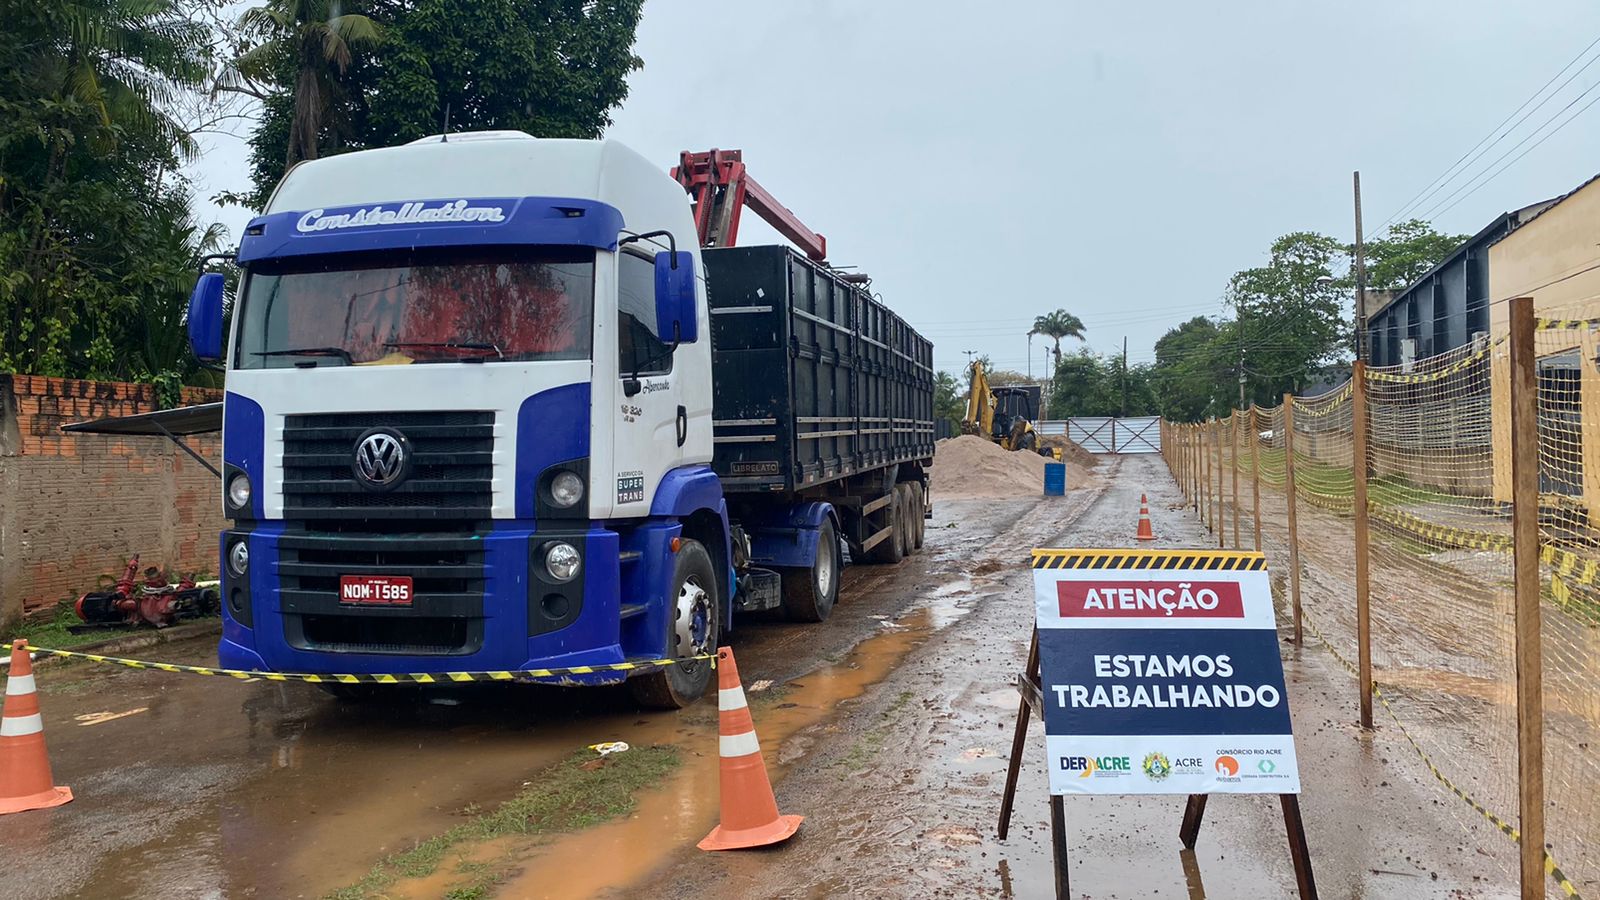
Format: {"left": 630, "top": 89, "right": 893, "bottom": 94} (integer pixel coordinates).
{"left": 1353, "top": 171, "right": 1369, "bottom": 362}
{"left": 1237, "top": 294, "right": 1247, "bottom": 410}
{"left": 1120, "top": 336, "right": 1128, "bottom": 418}
{"left": 1027, "top": 332, "right": 1033, "bottom": 381}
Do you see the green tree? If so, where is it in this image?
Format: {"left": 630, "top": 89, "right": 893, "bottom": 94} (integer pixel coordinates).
{"left": 0, "top": 0, "right": 216, "bottom": 380}
{"left": 236, "top": 0, "right": 645, "bottom": 205}
{"left": 1046, "top": 349, "right": 1160, "bottom": 418}
{"left": 224, "top": 0, "right": 381, "bottom": 168}
{"left": 1046, "top": 350, "right": 1112, "bottom": 418}
{"left": 1362, "top": 219, "right": 1469, "bottom": 292}
{"left": 1227, "top": 231, "right": 1350, "bottom": 402}
{"left": 1030, "top": 309, "right": 1086, "bottom": 367}
{"left": 1150, "top": 316, "right": 1232, "bottom": 421}
{"left": 934, "top": 370, "right": 963, "bottom": 434}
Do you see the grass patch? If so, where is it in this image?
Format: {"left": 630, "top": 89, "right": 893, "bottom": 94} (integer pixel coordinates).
{"left": 326, "top": 744, "right": 681, "bottom": 900}
{"left": 1, "top": 601, "right": 223, "bottom": 651}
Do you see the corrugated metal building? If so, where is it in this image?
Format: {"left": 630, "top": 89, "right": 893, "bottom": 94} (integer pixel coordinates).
{"left": 1363, "top": 199, "right": 1554, "bottom": 368}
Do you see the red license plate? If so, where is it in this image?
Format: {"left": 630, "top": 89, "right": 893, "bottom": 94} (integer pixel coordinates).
{"left": 339, "top": 575, "right": 414, "bottom": 606}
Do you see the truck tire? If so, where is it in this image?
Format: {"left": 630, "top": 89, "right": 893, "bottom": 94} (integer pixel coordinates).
{"left": 896, "top": 484, "right": 917, "bottom": 556}
{"left": 781, "top": 518, "right": 840, "bottom": 622}
{"left": 1019, "top": 431, "right": 1038, "bottom": 452}
{"left": 910, "top": 485, "right": 926, "bottom": 550}
{"left": 866, "top": 488, "right": 905, "bottom": 564}
{"left": 629, "top": 539, "right": 720, "bottom": 710}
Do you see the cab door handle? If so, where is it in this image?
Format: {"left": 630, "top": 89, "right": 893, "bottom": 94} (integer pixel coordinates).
{"left": 676, "top": 406, "right": 688, "bottom": 446}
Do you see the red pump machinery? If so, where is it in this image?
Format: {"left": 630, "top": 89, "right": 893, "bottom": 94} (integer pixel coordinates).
{"left": 74, "top": 555, "right": 220, "bottom": 631}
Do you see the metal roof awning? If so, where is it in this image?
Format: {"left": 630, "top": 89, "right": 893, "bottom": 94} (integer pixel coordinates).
{"left": 61, "top": 402, "right": 223, "bottom": 477}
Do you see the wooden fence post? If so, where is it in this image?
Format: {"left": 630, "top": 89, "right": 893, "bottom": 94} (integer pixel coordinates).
{"left": 1203, "top": 422, "right": 1212, "bottom": 532}
{"left": 1352, "top": 361, "right": 1372, "bottom": 730}
{"left": 1283, "top": 393, "right": 1301, "bottom": 646}
{"left": 1250, "top": 407, "right": 1262, "bottom": 552}
{"left": 1193, "top": 424, "right": 1201, "bottom": 516}
{"left": 1215, "top": 419, "right": 1225, "bottom": 546}
{"left": 1232, "top": 411, "right": 1242, "bottom": 549}
{"left": 1508, "top": 296, "right": 1545, "bottom": 900}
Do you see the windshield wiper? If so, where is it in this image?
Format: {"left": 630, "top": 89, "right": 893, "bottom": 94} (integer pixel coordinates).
{"left": 253, "top": 347, "right": 353, "bottom": 365}
{"left": 384, "top": 341, "right": 505, "bottom": 360}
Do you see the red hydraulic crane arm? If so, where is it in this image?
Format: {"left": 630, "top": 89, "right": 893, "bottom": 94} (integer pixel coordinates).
{"left": 672, "top": 149, "right": 828, "bottom": 262}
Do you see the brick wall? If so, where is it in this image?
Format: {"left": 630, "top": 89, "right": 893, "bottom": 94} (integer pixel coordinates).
{"left": 0, "top": 375, "right": 224, "bottom": 630}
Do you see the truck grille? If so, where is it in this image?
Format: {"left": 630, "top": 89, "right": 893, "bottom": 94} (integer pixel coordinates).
{"left": 282, "top": 411, "right": 494, "bottom": 519}
{"left": 278, "top": 531, "right": 487, "bottom": 656}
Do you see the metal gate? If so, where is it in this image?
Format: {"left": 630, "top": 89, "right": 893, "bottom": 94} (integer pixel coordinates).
{"left": 1038, "top": 417, "right": 1162, "bottom": 454}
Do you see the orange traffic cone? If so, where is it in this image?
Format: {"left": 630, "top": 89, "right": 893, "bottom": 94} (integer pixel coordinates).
{"left": 698, "top": 646, "right": 803, "bottom": 851}
{"left": 1136, "top": 494, "right": 1156, "bottom": 542}
{"left": 0, "top": 639, "right": 72, "bottom": 815}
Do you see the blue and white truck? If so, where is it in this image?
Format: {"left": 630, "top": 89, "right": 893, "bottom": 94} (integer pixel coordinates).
{"left": 184, "top": 133, "right": 934, "bottom": 707}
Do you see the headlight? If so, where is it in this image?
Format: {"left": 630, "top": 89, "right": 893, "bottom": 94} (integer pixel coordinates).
{"left": 228, "top": 541, "right": 250, "bottom": 577}
{"left": 543, "top": 541, "right": 581, "bottom": 583}
{"left": 550, "top": 470, "right": 584, "bottom": 508}
{"left": 227, "top": 472, "right": 252, "bottom": 509}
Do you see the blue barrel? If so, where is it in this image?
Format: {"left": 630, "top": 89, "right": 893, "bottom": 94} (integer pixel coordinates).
{"left": 1043, "top": 462, "right": 1066, "bottom": 496}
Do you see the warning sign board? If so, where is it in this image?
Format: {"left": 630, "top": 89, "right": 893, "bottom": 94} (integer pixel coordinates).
{"left": 1031, "top": 549, "right": 1301, "bottom": 796}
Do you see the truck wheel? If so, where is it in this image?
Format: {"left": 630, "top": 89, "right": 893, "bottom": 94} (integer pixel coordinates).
{"left": 896, "top": 484, "right": 917, "bottom": 556}
{"left": 910, "top": 485, "right": 926, "bottom": 550}
{"left": 1019, "top": 431, "right": 1038, "bottom": 452}
{"left": 629, "top": 539, "right": 720, "bottom": 710}
{"left": 866, "top": 488, "right": 905, "bottom": 564}
{"left": 782, "top": 519, "right": 839, "bottom": 622}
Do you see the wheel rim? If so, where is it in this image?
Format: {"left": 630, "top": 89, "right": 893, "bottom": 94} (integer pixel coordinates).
{"left": 674, "top": 576, "right": 714, "bottom": 666}
{"left": 817, "top": 537, "right": 835, "bottom": 597}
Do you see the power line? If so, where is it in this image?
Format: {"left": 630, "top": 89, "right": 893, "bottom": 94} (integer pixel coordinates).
{"left": 1374, "top": 32, "right": 1600, "bottom": 234}
{"left": 1420, "top": 85, "right": 1600, "bottom": 223}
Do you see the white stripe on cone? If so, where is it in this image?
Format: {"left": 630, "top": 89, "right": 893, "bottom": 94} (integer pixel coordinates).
{"left": 720, "top": 730, "right": 761, "bottom": 758}
{"left": 5, "top": 673, "right": 35, "bottom": 695}
{"left": 718, "top": 687, "right": 748, "bottom": 710}
{"left": 0, "top": 713, "right": 43, "bottom": 737}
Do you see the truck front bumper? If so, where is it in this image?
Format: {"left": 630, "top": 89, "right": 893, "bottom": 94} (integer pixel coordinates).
{"left": 217, "top": 522, "right": 633, "bottom": 683}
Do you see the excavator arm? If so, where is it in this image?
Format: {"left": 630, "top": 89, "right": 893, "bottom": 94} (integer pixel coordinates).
{"left": 962, "top": 361, "right": 996, "bottom": 439}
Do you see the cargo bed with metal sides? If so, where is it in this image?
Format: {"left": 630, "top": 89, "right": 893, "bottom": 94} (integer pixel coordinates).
{"left": 706, "top": 244, "right": 935, "bottom": 611}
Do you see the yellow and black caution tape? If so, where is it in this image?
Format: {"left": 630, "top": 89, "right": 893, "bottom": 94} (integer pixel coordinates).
{"left": 1295, "top": 611, "right": 1581, "bottom": 898}
{"left": 1536, "top": 317, "right": 1600, "bottom": 332}
{"left": 1366, "top": 340, "right": 1495, "bottom": 384}
{"left": 1290, "top": 381, "right": 1353, "bottom": 415}
{"left": 1030, "top": 549, "right": 1266, "bottom": 571}
{"left": 1369, "top": 506, "right": 1513, "bottom": 552}
{"left": 14, "top": 643, "right": 715, "bottom": 684}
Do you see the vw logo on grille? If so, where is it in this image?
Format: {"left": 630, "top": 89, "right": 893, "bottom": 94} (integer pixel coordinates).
{"left": 352, "top": 429, "right": 409, "bottom": 489}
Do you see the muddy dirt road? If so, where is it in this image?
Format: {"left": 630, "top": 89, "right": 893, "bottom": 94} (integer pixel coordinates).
{"left": 2, "top": 453, "right": 1523, "bottom": 898}
{"left": 644, "top": 453, "right": 1518, "bottom": 899}
{"left": 1, "top": 471, "right": 1096, "bottom": 900}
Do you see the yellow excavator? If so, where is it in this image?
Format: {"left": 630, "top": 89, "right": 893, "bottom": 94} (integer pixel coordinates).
{"left": 962, "top": 361, "right": 1046, "bottom": 453}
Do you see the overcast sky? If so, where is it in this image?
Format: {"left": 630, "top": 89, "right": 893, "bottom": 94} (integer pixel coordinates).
{"left": 190, "top": 0, "right": 1600, "bottom": 377}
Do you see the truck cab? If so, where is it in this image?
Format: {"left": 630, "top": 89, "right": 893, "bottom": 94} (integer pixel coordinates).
{"left": 195, "top": 134, "right": 726, "bottom": 705}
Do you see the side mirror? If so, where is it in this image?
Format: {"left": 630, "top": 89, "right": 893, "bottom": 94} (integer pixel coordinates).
{"left": 654, "top": 251, "right": 698, "bottom": 344}
{"left": 188, "top": 272, "right": 225, "bottom": 362}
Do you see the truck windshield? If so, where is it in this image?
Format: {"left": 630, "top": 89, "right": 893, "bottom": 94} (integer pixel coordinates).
{"left": 234, "top": 247, "right": 594, "bottom": 368}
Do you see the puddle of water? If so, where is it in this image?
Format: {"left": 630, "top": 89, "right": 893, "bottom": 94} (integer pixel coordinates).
{"left": 429, "top": 609, "right": 940, "bottom": 899}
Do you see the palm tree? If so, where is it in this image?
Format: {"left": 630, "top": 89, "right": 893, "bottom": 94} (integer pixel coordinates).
{"left": 224, "top": 0, "right": 381, "bottom": 167}
{"left": 14, "top": 0, "right": 210, "bottom": 163}
{"left": 1031, "top": 309, "right": 1087, "bottom": 367}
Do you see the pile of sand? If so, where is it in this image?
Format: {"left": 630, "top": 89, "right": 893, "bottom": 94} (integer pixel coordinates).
{"left": 1039, "top": 433, "right": 1100, "bottom": 469}
{"left": 931, "top": 435, "right": 1095, "bottom": 500}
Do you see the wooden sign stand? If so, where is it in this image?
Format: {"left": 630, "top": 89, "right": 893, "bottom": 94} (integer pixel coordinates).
{"left": 996, "top": 628, "right": 1320, "bottom": 899}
